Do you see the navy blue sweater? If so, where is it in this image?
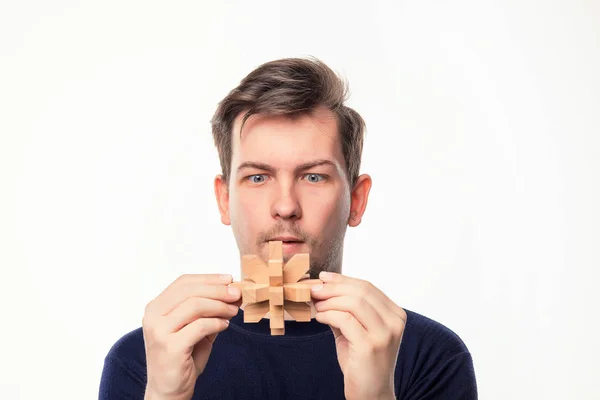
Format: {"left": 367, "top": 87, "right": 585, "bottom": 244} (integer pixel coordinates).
{"left": 99, "top": 308, "right": 477, "bottom": 399}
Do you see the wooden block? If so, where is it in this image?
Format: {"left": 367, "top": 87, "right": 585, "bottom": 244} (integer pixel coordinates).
{"left": 271, "top": 328, "right": 284, "bottom": 336}
{"left": 269, "top": 286, "right": 283, "bottom": 305}
{"left": 282, "top": 253, "right": 310, "bottom": 283}
{"left": 283, "top": 283, "right": 312, "bottom": 302}
{"left": 269, "top": 260, "right": 283, "bottom": 286}
{"left": 268, "top": 240, "right": 283, "bottom": 261}
{"left": 241, "top": 283, "right": 269, "bottom": 303}
{"left": 284, "top": 300, "right": 311, "bottom": 322}
{"left": 269, "top": 316, "right": 284, "bottom": 330}
{"left": 283, "top": 279, "right": 323, "bottom": 302}
{"left": 243, "top": 301, "right": 269, "bottom": 322}
{"left": 242, "top": 255, "right": 268, "bottom": 284}
{"left": 270, "top": 303, "right": 284, "bottom": 317}
{"left": 269, "top": 304, "right": 284, "bottom": 329}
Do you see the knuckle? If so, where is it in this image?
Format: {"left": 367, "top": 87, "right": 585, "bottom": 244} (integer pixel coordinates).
{"left": 142, "top": 320, "right": 160, "bottom": 340}
{"left": 357, "top": 284, "right": 369, "bottom": 298}
{"left": 351, "top": 296, "right": 364, "bottom": 309}
{"left": 143, "top": 302, "right": 154, "bottom": 317}
{"left": 191, "top": 296, "right": 206, "bottom": 311}
{"left": 393, "top": 319, "right": 405, "bottom": 336}
{"left": 141, "top": 313, "right": 152, "bottom": 328}
{"left": 399, "top": 308, "right": 408, "bottom": 322}
{"left": 342, "top": 311, "right": 353, "bottom": 324}
{"left": 181, "top": 283, "right": 194, "bottom": 298}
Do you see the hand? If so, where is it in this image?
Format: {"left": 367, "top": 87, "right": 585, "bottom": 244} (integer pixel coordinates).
{"left": 311, "top": 272, "right": 406, "bottom": 400}
{"left": 142, "top": 274, "right": 242, "bottom": 400}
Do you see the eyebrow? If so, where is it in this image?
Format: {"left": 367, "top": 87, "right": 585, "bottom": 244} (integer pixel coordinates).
{"left": 236, "top": 159, "right": 339, "bottom": 175}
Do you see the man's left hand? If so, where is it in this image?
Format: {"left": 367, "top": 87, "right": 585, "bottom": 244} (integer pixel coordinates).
{"left": 311, "top": 271, "right": 406, "bottom": 400}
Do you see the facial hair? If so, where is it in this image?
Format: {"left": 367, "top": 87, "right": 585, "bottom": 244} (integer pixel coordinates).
{"left": 254, "top": 221, "right": 345, "bottom": 278}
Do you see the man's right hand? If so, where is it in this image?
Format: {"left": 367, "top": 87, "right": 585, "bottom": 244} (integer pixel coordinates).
{"left": 142, "top": 274, "right": 242, "bottom": 400}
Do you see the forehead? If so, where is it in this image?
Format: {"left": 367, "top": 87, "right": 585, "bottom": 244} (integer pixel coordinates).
{"left": 231, "top": 108, "right": 345, "bottom": 169}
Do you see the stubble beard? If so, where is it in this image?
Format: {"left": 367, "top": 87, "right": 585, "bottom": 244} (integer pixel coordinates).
{"left": 250, "top": 222, "right": 346, "bottom": 278}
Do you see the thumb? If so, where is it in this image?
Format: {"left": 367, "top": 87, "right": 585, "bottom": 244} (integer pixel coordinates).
{"left": 192, "top": 334, "right": 217, "bottom": 375}
{"left": 330, "top": 326, "right": 342, "bottom": 342}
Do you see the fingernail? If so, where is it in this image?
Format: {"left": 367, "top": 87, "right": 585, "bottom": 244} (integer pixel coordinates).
{"left": 319, "top": 271, "right": 332, "bottom": 280}
{"left": 311, "top": 284, "right": 323, "bottom": 291}
{"left": 228, "top": 287, "right": 241, "bottom": 296}
{"left": 228, "top": 304, "right": 239, "bottom": 312}
{"left": 220, "top": 274, "right": 233, "bottom": 281}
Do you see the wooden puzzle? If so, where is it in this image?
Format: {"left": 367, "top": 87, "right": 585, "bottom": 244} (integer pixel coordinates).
{"left": 229, "top": 240, "right": 322, "bottom": 335}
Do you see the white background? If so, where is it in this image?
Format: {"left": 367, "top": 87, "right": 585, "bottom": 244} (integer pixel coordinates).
{"left": 1, "top": 1, "right": 599, "bottom": 399}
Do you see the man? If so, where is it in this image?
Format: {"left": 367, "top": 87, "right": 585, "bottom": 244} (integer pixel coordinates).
{"left": 99, "top": 57, "right": 478, "bottom": 399}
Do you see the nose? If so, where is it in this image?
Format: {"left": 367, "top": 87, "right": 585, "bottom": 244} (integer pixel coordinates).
{"left": 271, "top": 185, "right": 302, "bottom": 221}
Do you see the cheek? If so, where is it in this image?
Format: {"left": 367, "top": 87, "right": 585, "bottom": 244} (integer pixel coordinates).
{"left": 305, "top": 189, "right": 350, "bottom": 230}
{"left": 229, "top": 189, "right": 263, "bottom": 233}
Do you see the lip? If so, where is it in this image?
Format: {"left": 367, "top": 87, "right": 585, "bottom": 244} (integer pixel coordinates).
{"left": 269, "top": 236, "right": 303, "bottom": 243}
{"left": 280, "top": 241, "right": 305, "bottom": 254}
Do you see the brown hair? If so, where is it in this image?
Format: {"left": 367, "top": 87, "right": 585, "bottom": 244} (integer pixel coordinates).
{"left": 210, "top": 56, "right": 366, "bottom": 189}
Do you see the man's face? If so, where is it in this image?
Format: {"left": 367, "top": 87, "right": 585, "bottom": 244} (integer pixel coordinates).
{"left": 215, "top": 108, "right": 366, "bottom": 278}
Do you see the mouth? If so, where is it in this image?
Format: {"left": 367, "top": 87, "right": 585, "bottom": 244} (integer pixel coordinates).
{"left": 269, "top": 236, "right": 304, "bottom": 244}
{"left": 268, "top": 237, "right": 306, "bottom": 253}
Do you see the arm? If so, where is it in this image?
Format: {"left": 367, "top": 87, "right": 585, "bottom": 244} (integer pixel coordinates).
{"left": 99, "top": 355, "right": 146, "bottom": 399}
{"left": 402, "top": 352, "right": 478, "bottom": 399}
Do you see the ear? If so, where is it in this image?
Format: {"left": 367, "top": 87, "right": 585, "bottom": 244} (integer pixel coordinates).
{"left": 348, "top": 174, "right": 372, "bottom": 227}
{"left": 214, "top": 174, "right": 231, "bottom": 225}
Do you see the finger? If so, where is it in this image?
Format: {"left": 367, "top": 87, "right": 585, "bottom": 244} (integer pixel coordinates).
{"left": 192, "top": 336, "right": 215, "bottom": 375}
{"left": 315, "top": 310, "right": 368, "bottom": 344}
{"left": 149, "top": 283, "right": 241, "bottom": 316}
{"left": 313, "top": 295, "right": 387, "bottom": 336}
{"left": 315, "top": 272, "right": 406, "bottom": 323}
{"left": 165, "top": 297, "right": 239, "bottom": 332}
{"left": 174, "top": 317, "right": 230, "bottom": 351}
{"left": 147, "top": 274, "right": 233, "bottom": 313}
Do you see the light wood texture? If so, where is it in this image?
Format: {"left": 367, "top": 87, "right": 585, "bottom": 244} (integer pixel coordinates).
{"left": 269, "top": 286, "right": 284, "bottom": 305}
{"left": 230, "top": 240, "right": 322, "bottom": 335}
{"left": 244, "top": 301, "right": 269, "bottom": 322}
{"left": 269, "top": 303, "right": 284, "bottom": 329}
{"left": 242, "top": 254, "right": 268, "bottom": 284}
{"left": 269, "top": 240, "right": 283, "bottom": 260}
{"left": 283, "top": 282, "right": 312, "bottom": 302}
{"left": 283, "top": 253, "right": 310, "bottom": 283}
{"left": 284, "top": 300, "right": 311, "bottom": 322}
{"left": 241, "top": 283, "right": 269, "bottom": 303}
{"left": 268, "top": 260, "right": 283, "bottom": 286}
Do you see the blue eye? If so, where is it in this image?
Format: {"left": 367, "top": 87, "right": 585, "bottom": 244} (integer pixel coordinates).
{"left": 248, "top": 174, "right": 266, "bottom": 183}
{"left": 304, "top": 173, "right": 324, "bottom": 183}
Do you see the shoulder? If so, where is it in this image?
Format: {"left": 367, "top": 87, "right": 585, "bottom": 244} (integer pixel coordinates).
{"left": 99, "top": 327, "right": 147, "bottom": 398}
{"left": 104, "top": 326, "right": 146, "bottom": 371}
{"left": 403, "top": 308, "right": 471, "bottom": 356}
{"left": 396, "top": 308, "right": 478, "bottom": 398}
